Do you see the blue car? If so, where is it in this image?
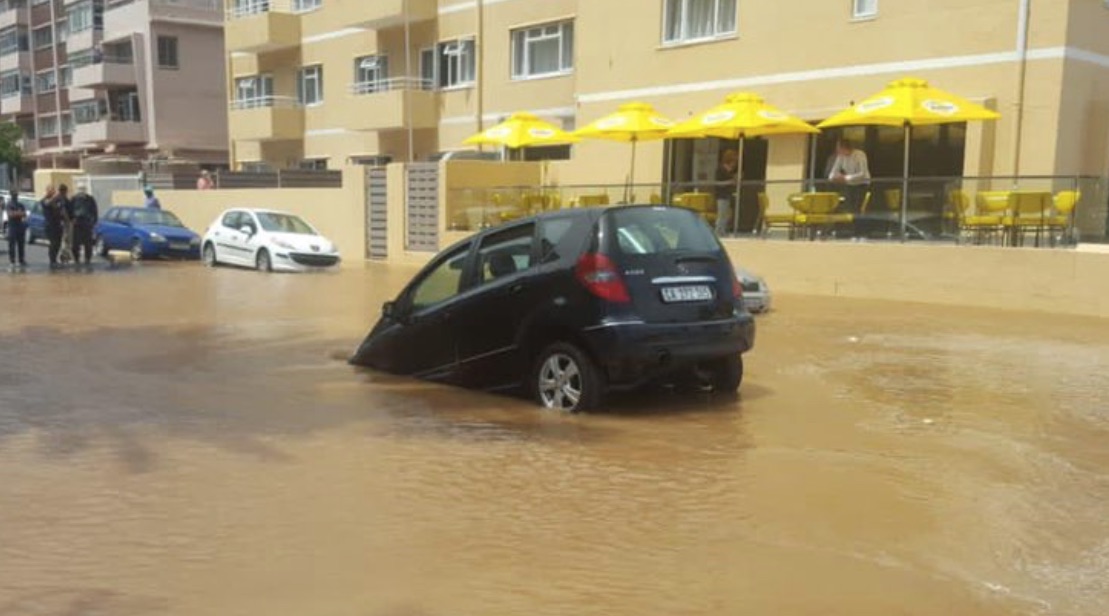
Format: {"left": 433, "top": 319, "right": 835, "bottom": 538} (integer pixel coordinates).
{"left": 21, "top": 197, "right": 46, "bottom": 244}
{"left": 94, "top": 207, "right": 202, "bottom": 260}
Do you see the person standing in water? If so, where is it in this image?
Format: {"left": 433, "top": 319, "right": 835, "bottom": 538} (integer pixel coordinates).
{"left": 5, "top": 190, "right": 27, "bottom": 268}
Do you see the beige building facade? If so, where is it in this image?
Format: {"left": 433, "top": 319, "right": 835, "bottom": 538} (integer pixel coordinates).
{"left": 224, "top": 0, "right": 1109, "bottom": 185}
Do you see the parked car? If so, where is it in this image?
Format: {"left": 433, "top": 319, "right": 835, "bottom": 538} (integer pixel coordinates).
{"left": 736, "top": 268, "right": 771, "bottom": 313}
{"left": 94, "top": 207, "right": 201, "bottom": 260}
{"left": 350, "top": 205, "right": 757, "bottom": 412}
{"left": 201, "top": 208, "right": 340, "bottom": 272}
{"left": 22, "top": 197, "right": 45, "bottom": 244}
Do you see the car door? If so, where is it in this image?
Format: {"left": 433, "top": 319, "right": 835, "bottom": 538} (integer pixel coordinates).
{"left": 386, "top": 241, "right": 476, "bottom": 380}
{"left": 451, "top": 221, "right": 547, "bottom": 389}
{"left": 238, "top": 211, "right": 265, "bottom": 262}
{"left": 97, "top": 208, "right": 119, "bottom": 249}
{"left": 211, "top": 211, "right": 249, "bottom": 265}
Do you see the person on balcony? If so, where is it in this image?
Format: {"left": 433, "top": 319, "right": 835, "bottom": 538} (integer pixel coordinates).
{"left": 828, "top": 139, "right": 870, "bottom": 213}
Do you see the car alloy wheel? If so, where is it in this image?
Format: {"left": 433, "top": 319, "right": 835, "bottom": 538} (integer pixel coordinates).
{"left": 256, "top": 248, "right": 272, "bottom": 272}
{"left": 130, "top": 239, "right": 144, "bottom": 261}
{"left": 533, "top": 342, "right": 601, "bottom": 413}
{"left": 202, "top": 243, "right": 217, "bottom": 267}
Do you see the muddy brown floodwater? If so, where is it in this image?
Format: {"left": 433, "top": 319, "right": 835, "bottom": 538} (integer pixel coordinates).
{"left": 2, "top": 262, "right": 1109, "bottom": 615}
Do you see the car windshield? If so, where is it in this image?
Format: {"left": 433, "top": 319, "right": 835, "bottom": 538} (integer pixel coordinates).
{"left": 131, "top": 210, "right": 185, "bottom": 227}
{"left": 608, "top": 207, "right": 720, "bottom": 255}
{"left": 257, "top": 213, "right": 314, "bottom": 235}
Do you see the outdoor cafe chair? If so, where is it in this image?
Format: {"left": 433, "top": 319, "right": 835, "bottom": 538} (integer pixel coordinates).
{"left": 762, "top": 193, "right": 804, "bottom": 239}
{"left": 791, "top": 192, "right": 844, "bottom": 240}
{"left": 672, "top": 192, "right": 715, "bottom": 225}
{"left": 959, "top": 191, "right": 1008, "bottom": 245}
{"left": 1048, "top": 190, "right": 1080, "bottom": 246}
{"left": 1004, "top": 190, "right": 1053, "bottom": 247}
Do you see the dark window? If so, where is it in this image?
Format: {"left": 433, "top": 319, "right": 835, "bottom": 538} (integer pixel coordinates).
{"left": 608, "top": 208, "right": 719, "bottom": 256}
{"left": 539, "top": 216, "right": 575, "bottom": 263}
{"left": 410, "top": 242, "right": 471, "bottom": 311}
{"left": 157, "top": 36, "right": 178, "bottom": 69}
{"left": 103, "top": 208, "right": 119, "bottom": 222}
{"left": 221, "top": 211, "right": 241, "bottom": 229}
{"left": 476, "top": 223, "right": 535, "bottom": 284}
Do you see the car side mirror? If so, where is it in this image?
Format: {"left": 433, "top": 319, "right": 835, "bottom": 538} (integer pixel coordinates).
{"left": 240, "top": 225, "right": 254, "bottom": 236}
{"left": 382, "top": 301, "right": 396, "bottom": 319}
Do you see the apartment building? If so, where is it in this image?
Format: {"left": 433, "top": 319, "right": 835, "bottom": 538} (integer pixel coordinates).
{"left": 224, "top": 0, "right": 1109, "bottom": 184}
{"left": 0, "top": 0, "right": 228, "bottom": 174}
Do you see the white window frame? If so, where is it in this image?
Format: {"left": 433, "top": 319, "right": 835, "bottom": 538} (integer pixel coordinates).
{"left": 297, "top": 64, "right": 323, "bottom": 106}
{"left": 37, "top": 114, "right": 58, "bottom": 138}
{"left": 234, "top": 74, "right": 274, "bottom": 108}
{"left": 31, "top": 24, "right": 52, "bottom": 50}
{"left": 437, "top": 37, "right": 476, "bottom": 90}
{"left": 61, "top": 112, "right": 74, "bottom": 135}
{"left": 157, "top": 35, "right": 179, "bottom": 69}
{"left": 662, "top": 0, "right": 738, "bottom": 46}
{"left": 852, "top": 0, "right": 877, "bottom": 19}
{"left": 419, "top": 46, "right": 436, "bottom": 90}
{"left": 58, "top": 64, "right": 72, "bottom": 87}
{"left": 291, "top": 0, "right": 321, "bottom": 13}
{"left": 511, "top": 20, "right": 573, "bottom": 81}
{"left": 34, "top": 67, "right": 55, "bottom": 94}
{"left": 353, "top": 54, "right": 388, "bottom": 94}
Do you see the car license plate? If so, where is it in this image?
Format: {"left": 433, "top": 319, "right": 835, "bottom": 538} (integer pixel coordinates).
{"left": 660, "top": 285, "right": 713, "bottom": 303}
{"left": 169, "top": 242, "right": 191, "bottom": 250}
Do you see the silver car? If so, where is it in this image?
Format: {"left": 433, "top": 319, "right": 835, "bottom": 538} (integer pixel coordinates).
{"left": 736, "top": 268, "right": 771, "bottom": 313}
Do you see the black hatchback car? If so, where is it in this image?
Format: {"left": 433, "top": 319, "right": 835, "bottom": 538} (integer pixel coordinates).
{"left": 350, "top": 205, "right": 756, "bottom": 412}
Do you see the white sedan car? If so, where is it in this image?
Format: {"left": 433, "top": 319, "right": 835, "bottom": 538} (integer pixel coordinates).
{"left": 736, "top": 267, "right": 771, "bottom": 313}
{"left": 201, "top": 208, "right": 340, "bottom": 272}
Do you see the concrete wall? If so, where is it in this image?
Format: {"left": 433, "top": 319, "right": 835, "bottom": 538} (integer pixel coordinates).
{"left": 722, "top": 239, "right": 1109, "bottom": 319}
{"left": 113, "top": 165, "right": 368, "bottom": 262}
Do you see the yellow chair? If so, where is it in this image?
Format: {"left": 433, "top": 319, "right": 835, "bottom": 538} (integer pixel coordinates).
{"left": 792, "top": 192, "right": 845, "bottom": 240}
{"left": 761, "top": 194, "right": 801, "bottom": 238}
{"left": 960, "top": 191, "right": 1008, "bottom": 244}
{"left": 1048, "top": 190, "right": 1080, "bottom": 246}
{"left": 673, "top": 192, "right": 715, "bottom": 225}
{"left": 1004, "top": 191, "right": 1053, "bottom": 247}
{"left": 575, "top": 193, "right": 610, "bottom": 208}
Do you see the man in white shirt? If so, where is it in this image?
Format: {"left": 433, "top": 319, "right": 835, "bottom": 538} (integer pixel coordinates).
{"left": 828, "top": 139, "right": 870, "bottom": 213}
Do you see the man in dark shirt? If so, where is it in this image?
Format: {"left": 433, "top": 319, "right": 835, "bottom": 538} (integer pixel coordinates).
{"left": 41, "top": 185, "right": 70, "bottom": 268}
{"left": 714, "top": 149, "right": 738, "bottom": 235}
{"left": 71, "top": 182, "right": 99, "bottom": 265}
{"left": 5, "top": 190, "right": 27, "bottom": 268}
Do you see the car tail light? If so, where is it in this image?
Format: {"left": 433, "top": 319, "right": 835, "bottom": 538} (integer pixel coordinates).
{"left": 575, "top": 253, "right": 630, "bottom": 303}
{"left": 732, "top": 270, "right": 744, "bottom": 300}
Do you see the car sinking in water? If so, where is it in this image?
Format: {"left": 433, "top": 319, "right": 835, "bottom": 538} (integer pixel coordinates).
{"left": 350, "top": 205, "right": 756, "bottom": 413}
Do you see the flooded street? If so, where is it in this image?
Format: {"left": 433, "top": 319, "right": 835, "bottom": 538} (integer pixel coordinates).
{"left": 2, "top": 261, "right": 1108, "bottom": 615}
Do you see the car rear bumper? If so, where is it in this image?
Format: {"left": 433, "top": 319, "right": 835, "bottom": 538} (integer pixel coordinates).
{"left": 582, "top": 313, "right": 756, "bottom": 387}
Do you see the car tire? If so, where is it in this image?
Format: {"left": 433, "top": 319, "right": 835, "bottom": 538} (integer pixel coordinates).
{"left": 95, "top": 237, "right": 108, "bottom": 257}
{"left": 130, "top": 239, "right": 144, "bottom": 261}
{"left": 531, "top": 342, "right": 603, "bottom": 413}
{"left": 706, "top": 354, "right": 744, "bottom": 394}
{"left": 255, "top": 248, "right": 272, "bottom": 273}
{"left": 202, "top": 243, "right": 218, "bottom": 267}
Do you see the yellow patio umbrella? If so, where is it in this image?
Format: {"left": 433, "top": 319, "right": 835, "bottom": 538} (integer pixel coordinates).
{"left": 574, "top": 102, "right": 675, "bottom": 199}
{"left": 818, "top": 77, "right": 1000, "bottom": 237}
{"left": 464, "top": 112, "right": 578, "bottom": 158}
{"left": 668, "top": 92, "right": 819, "bottom": 233}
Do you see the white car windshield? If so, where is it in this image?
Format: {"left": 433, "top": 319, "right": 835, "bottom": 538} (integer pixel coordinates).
{"left": 257, "top": 213, "right": 314, "bottom": 235}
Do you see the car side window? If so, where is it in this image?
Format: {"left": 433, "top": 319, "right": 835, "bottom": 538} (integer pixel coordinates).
{"left": 476, "top": 223, "right": 535, "bottom": 284}
{"left": 104, "top": 209, "right": 119, "bottom": 222}
{"left": 409, "top": 243, "right": 472, "bottom": 312}
{"left": 538, "top": 217, "right": 575, "bottom": 264}
{"left": 119, "top": 210, "right": 133, "bottom": 225}
{"left": 221, "top": 212, "right": 240, "bottom": 229}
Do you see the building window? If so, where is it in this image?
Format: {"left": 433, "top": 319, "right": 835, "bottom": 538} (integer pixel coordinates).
{"left": 0, "top": 27, "right": 28, "bottom": 57}
{"left": 37, "top": 115, "right": 58, "bottom": 138}
{"left": 419, "top": 47, "right": 436, "bottom": 90}
{"left": 67, "top": 0, "right": 104, "bottom": 34}
{"left": 852, "top": 0, "right": 877, "bottom": 18}
{"left": 297, "top": 64, "right": 323, "bottom": 106}
{"left": 292, "top": 0, "right": 321, "bottom": 13}
{"left": 298, "top": 158, "right": 328, "bottom": 170}
{"left": 157, "top": 36, "right": 178, "bottom": 69}
{"left": 353, "top": 54, "right": 388, "bottom": 94}
{"left": 34, "top": 68, "right": 55, "bottom": 94}
{"left": 31, "top": 24, "right": 51, "bottom": 49}
{"left": 61, "top": 112, "right": 74, "bottom": 135}
{"left": 109, "top": 90, "right": 141, "bottom": 121}
{"left": 57, "top": 19, "right": 68, "bottom": 42}
{"left": 437, "top": 38, "right": 475, "bottom": 89}
{"left": 234, "top": 74, "right": 274, "bottom": 108}
{"left": 59, "top": 64, "right": 72, "bottom": 87}
{"left": 73, "top": 99, "right": 101, "bottom": 124}
{"left": 511, "top": 20, "right": 573, "bottom": 80}
{"left": 662, "top": 0, "right": 737, "bottom": 44}
{"left": 0, "top": 70, "right": 31, "bottom": 98}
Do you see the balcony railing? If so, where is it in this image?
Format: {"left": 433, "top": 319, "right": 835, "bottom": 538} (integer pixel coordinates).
{"left": 227, "top": 0, "right": 298, "bottom": 19}
{"left": 108, "top": 0, "right": 221, "bottom": 9}
{"left": 349, "top": 76, "right": 435, "bottom": 95}
{"left": 230, "top": 94, "right": 299, "bottom": 111}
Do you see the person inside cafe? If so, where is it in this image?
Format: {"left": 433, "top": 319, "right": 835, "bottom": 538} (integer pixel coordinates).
{"left": 714, "top": 148, "right": 739, "bottom": 235}
{"left": 828, "top": 139, "right": 870, "bottom": 213}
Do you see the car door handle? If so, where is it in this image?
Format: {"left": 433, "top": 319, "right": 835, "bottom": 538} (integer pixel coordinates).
{"left": 508, "top": 282, "right": 525, "bottom": 294}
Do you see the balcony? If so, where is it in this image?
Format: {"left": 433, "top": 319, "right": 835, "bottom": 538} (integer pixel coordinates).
{"left": 0, "top": 50, "right": 31, "bottom": 73}
{"left": 73, "top": 119, "right": 147, "bottom": 145}
{"left": 326, "top": 0, "right": 435, "bottom": 28}
{"left": 72, "top": 59, "right": 138, "bottom": 89}
{"left": 0, "top": 4, "right": 29, "bottom": 29}
{"left": 229, "top": 96, "right": 304, "bottom": 141}
{"left": 103, "top": 0, "right": 221, "bottom": 41}
{"left": 226, "top": 0, "right": 301, "bottom": 53}
{"left": 0, "top": 93, "right": 33, "bottom": 116}
{"left": 342, "top": 77, "right": 438, "bottom": 132}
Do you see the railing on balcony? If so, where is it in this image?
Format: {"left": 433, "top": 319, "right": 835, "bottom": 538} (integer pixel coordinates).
{"left": 230, "top": 94, "right": 299, "bottom": 111}
{"left": 108, "top": 0, "right": 221, "bottom": 9}
{"left": 227, "top": 0, "right": 295, "bottom": 19}
{"left": 349, "top": 76, "right": 435, "bottom": 95}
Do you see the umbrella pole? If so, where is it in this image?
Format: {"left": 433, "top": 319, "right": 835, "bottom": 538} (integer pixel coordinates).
{"left": 628, "top": 138, "right": 638, "bottom": 203}
{"left": 808, "top": 133, "right": 818, "bottom": 192}
{"left": 733, "top": 135, "right": 745, "bottom": 236}
{"left": 901, "top": 123, "right": 911, "bottom": 241}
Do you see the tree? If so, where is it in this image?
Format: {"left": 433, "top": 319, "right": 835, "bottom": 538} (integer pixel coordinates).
{"left": 0, "top": 122, "right": 24, "bottom": 186}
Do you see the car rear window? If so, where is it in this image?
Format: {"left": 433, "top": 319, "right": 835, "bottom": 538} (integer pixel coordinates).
{"left": 607, "top": 207, "right": 719, "bottom": 255}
